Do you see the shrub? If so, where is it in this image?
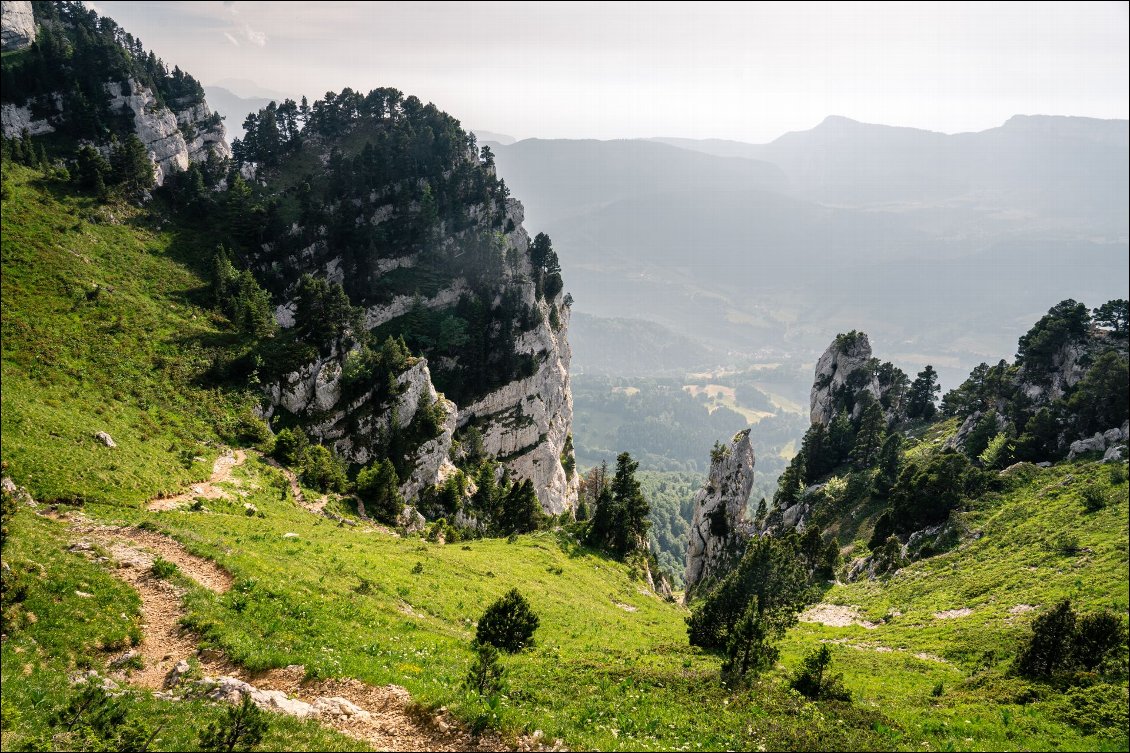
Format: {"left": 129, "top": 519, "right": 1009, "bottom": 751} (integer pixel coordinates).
{"left": 355, "top": 459, "right": 404, "bottom": 524}
{"left": 271, "top": 427, "right": 309, "bottom": 467}
{"left": 151, "top": 557, "right": 178, "bottom": 580}
{"left": 791, "top": 645, "right": 851, "bottom": 701}
{"left": 1110, "top": 464, "right": 1127, "bottom": 486}
{"left": 1015, "top": 599, "right": 1077, "bottom": 678}
{"left": 464, "top": 641, "right": 506, "bottom": 697}
{"left": 476, "top": 588, "right": 539, "bottom": 653}
{"left": 300, "top": 444, "right": 348, "bottom": 493}
{"left": 1080, "top": 484, "right": 1107, "bottom": 513}
{"left": 1072, "top": 611, "right": 1128, "bottom": 671}
{"left": 198, "top": 692, "right": 269, "bottom": 752}
{"left": 720, "top": 600, "right": 780, "bottom": 685}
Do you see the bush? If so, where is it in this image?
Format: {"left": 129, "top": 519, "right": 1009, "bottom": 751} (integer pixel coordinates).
{"left": 355, "top": 459, "right": 404, "bottom": 524}
{"left": 198, "top": 692, "right": 269, "bottom": 752}
{"left": 1110, "top": 464, "right": 1127, "bottom": 486}
{"left": 791, "top": 645, "right": 851, "bottom": 701}
{"left": 476, "top": 588, "right": 539, "bottom": 653}
{"left": 464, "top": 641, "right": 506, "bottom": 697}
{"left": 300, "top": 444, "right": 348, "bottom": 493}
{"left": 1080, "top": 484, "right": 1107, "bottom": 513}
{"left": 271, "top": 427, "right": 309, "bottom": 467}
{"left": 1015, "top": 599, "right": 1077, "bottom": 678}
{"left": 1072, "top": 611, "right": 1128, "bottom": 672}
{"left": 151, "top": 557, "right": 178, "bottom": 580}
{"left": 720, "top": 600, "right": 780, "bottom": 685}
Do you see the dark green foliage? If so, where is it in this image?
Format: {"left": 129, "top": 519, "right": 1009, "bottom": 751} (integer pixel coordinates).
{"left": 0, "top": 486, "right": 17, "bottom": 552}
{"left": 774, "top": 451, "right": 806, "bottom": 510}
{"left": 799, "top": 423, "right": 832, "bottom": 483}
{"left": 355, "top": 459, "right": 403, "bottom": 524}
{"left": 872, "top": 535, "right": 906, "bottom": 575}
{"left": 1015, "top": 600, "right": 1079, "bottom": 678}
{"left": 110, "top": 134, "right": 155, "bottom": 198}
{"left": 271, "top": 427, "right": 309, "bottom": 467}
{"left": 198, "top": 692, "right": 269, "bottom": 752}
{"left": 906, "top": 365, "right": 941, "bottom": 420}
{"left": 1010, "top": 600, "right": 1127, "bottom": 678}
{"left": 293, "top": 275, "right": 361, "bottom": 355}
{"left": 964, "top": 411, "right": 1002, "bottom": 461}
{"left": 464, "top": 641, "right": 506, "bottom": 698}
{"left": 586, "top": 453, "right": 651, "bottom": 557}
{"left": 210, "top": 248, "right": 276, "bottom": 338}
{"left": 873, "top": 433, "right": 903, "bottom": 497}
{"left": 1067, "top": 351, "right": 1129, "bottom": 436}
{"left": 888, "top": 452, "right": 980, "bottom": 534}
{"left": 791, "top": 645, "right": 851, "bottom": 701}
{"left": 475, "top": 588, "right": 539, "bottom": 653}
{"left": 687, "top": 536, "right": 811, "bottom": 651}
{"left": 1016, "top": 300, "right": 1091, "bottom": 374}
{"left": 851, "top": 401, "right": 886, "bottom": 468}
{"left": 500, "top": 479, "right": 544, "bottom": 535}
{"left": 1080, "top": 483, "right": 1107, "bottom": 513}
{"left": 720, "top": 600, "right": 780, "bottom": 684}
{"left": 1092, "top": 299, "right": 1129, "bottom": 336}
{"left": 868, "top": 511, "right": 895, "bottom": 551}
{"left": 44, "top": 678, "right": 160, "bottom": 752}
{"left": 299, "top": 444, "right": 348, "bottom": 493}
{"left": 1072, "top": 611, "right": 1129, "bottom": 672}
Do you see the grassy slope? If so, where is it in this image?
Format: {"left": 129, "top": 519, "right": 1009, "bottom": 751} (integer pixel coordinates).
{"left": 1, "top": 165, "right": 255, "bottom": 505}
{"left": 2, "top": 164, "right": 1127, "bottom": 751}
{"left": 782, "top": 458, "right": 1129, "bottom": 752}
{"left": 0, "top": 510, "right": 366, "bottom": 751}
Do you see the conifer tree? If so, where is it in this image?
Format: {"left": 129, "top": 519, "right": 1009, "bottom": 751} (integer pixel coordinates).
{"left": 907, "top": 365, "right": 941, "bottom": 419}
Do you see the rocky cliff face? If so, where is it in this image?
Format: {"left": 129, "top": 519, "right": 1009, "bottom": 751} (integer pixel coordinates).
{"left": 1, "top": 77, "right": 230, "bottom": 184}
{"left": 684, "top": 429, "right": 755, "bottom": 594}
{"left": 1, "top": 0, "right": 36, "bottom": 51}
{"left": 810, "top": 331, "right": 905, "bottom": 426}
{"left": 106, "top": 80, "right": 231, "bottom": 184}
{"left": 263, "top": 168, "right": 577, "bottom": 514}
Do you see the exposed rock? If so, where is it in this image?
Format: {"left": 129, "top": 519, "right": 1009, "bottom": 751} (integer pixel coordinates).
{"left": 1016, "top": 337, "right": 1088, "bottom": 403}
{"left": 164, "top": 659, "right": 192, "bottom": 688}
{"left": 94, "top": 431, "right": 117, "bottom": 448}
{"left": 313, "top": 696, "right": 370, "bottom": 718}
{"left": 1, "top": 103, "right": 54, "bottom": 137}
{"left": 1103, "top": 427, "right": 1123, "bottom": 445}
{"left": 109, "top": 649, "right": 141, "bottom": 669}
{"left": 1104, "top": 445, "right": 1127, "bottom": 463}
{"left": 1067, "top": 432, "right": 1107, "bottom": 460}
{"left": 944, "top": 410, "right": 1007, "bottom": 452}
{"left": 397, "top": 505, "right": 427, "bottom": 534}
{"left": 2, "top": 476, "right": 35, "bottom": 506}
{"left": 204, "top": 676, "right": 316, "bottom": 718}
{"left": 1, "top": 0, "right": 36, "bottom": 51}
{"left": 809, "top": 331, "right": 905, "bottom": 427}
{"left": 684, "top": 429, "right": 755, "bottom": 594}
{"left": 282, "top": 532, "right": 300, "bottom": 539}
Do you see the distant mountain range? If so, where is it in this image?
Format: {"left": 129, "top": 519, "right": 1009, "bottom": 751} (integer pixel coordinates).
{"left": 493, "top": 115, "right": 1129, "bottom": 389}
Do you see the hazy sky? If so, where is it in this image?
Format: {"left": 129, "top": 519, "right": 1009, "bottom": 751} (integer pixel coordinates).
{"left": 89, "top": 1, "right": 1129, "bottom": 142}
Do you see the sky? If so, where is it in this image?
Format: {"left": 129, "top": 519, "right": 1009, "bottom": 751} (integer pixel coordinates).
{"left": 89, "top": 1, "right": 1129, "bottom": 142}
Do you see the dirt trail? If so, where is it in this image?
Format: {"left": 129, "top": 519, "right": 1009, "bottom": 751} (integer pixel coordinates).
{"left": 148, "top": 450, "right": 247, "bottom": 511}
{"left": 69, "top": 523, "right": 528, "bottom": 750}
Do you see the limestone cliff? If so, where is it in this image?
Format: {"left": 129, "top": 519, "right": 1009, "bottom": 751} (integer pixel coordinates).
{"left": 1, "top": 0, "right": 35, "bottom": 51}
{"left": 810, "top": 331, "right": 906, "bottom": 426}
{"left": 251, "top": 97, "right": 577, "bottom": 514}
{"left": 684, "top": 429, "right": 755, "bottom": 595}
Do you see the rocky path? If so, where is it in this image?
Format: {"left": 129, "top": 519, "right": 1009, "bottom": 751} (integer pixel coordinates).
{"left": 147, "top": 450, "right": 247, "bottom": 511}
{"left": 69, "top": 522, "right": 524, "bottom": 751}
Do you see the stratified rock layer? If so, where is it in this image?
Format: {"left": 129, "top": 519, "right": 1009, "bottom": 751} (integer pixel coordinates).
{"left": 685, "top": 429, "right": 755, "bottom": 594}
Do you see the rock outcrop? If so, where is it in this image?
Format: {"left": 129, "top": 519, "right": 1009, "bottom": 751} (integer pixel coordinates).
{"left": 105, "top": 79, "right": 231, "bottom": 185}
{"left": 684, "top": 429, "right": 755, "bottom": 594}
{"left": 263, "top": 191, "right": 577, "bottom": 514}
{"left": 263, "top": 355, "right": 458, "bottom": 501}
{"left": 810, "top": 331, "right": 905, "bottom": 427}
{"left": 1, "top": 0, "right": 36, "bottom": 51}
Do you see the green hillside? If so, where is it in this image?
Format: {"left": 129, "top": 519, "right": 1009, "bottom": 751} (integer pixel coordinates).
{"left": 4, "top": 153, "right": 1129, "bottom": 751}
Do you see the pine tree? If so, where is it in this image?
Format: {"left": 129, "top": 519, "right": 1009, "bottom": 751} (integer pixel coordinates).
{"left": 609, "top": 452, "right": 650, "bottom": 556}
{"left": 852, "top": 401, "right": 886, "bottom": 468}
{"left": 873, "top": 433, "right": 903, "bottom": 497}
{"left": 907, "top": 365, "right": 941, "bottom": 419}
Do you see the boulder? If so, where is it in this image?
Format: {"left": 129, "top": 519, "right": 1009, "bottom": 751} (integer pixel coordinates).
{"left": 398, "top": 506, "right": 426, "bottom": 534}
{"left": 1067, "top": 432, "right": 1107, "bottom": 460}
{"left": 94, "top": 431, "right": 117, "bottom": 448}
{"left": 1103, "top": 445, "right": 1127, "bottom": 463}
